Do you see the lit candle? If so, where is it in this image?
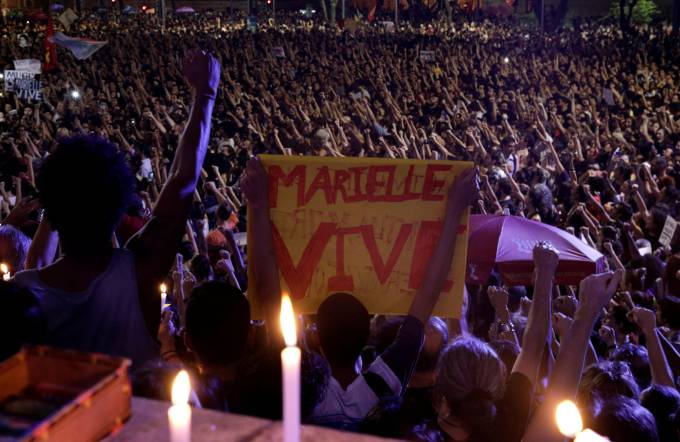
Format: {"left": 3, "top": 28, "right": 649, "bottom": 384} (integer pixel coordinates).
{"left": 1, "top": 263, "right": 10, "bottom": 281}
{"left": 556, "top": 400, "right": 583, "bottom": 439}
{"left": 168, "top": 370, "right": 191, "bottom": 442}
{"left": 160, "top": 283, "right": 168, "bottom": 313}
{"left": 556, "top": 400, "right": 608, "bottom": 442}
{"left": 280, "top": 295, "right": 301, "bottom": 442}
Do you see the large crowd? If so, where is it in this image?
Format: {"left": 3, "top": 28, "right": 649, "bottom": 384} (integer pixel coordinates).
{"left": 1, "top": 9, "right": 680, "bottom": 442}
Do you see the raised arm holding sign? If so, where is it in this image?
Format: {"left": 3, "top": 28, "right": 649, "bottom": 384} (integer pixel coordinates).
{"left": 245, "top": 155, "right": 474, "bottom": 321}
{"left": 243, "top": 156, "right": 477, "bottom": 427}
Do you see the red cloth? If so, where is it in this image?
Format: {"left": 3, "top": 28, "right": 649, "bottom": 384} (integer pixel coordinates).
{"left": 117, "top": 214, "right": 145, "bottom": 245}
{"left": 367, "top": 1, "right": 377, "bottom": 22}
{"left": 44, "top": 16, "right": 57, "bottom": 71}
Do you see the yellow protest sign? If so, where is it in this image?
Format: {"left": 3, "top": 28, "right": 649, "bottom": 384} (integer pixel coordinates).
{"left": 249, "top": 155, "right": 471, "bottom": 318}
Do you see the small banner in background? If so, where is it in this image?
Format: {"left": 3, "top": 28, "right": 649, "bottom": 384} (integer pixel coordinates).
{"left": 3, "top": 70, "right": 42, "bottom": 101}
{"left": 58, "top": 8, "right": 79, "bottom": 30}
{"left": 13, "top": 59, "right": 42, "bottom": 73}
{"left": 659, "top": 216, "right": 678, "bottom": 247}
{"left": 271, "top": 47, "right": 285, "bottom": 58}
{"left": 419, "top": 50, "right": 435, "bottom": 62}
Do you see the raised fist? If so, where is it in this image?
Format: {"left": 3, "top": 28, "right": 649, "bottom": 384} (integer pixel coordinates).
{"left": 241, "top": 157, "right": 269, "bottom": 209}
{"left": 447, "top": 168, "right": 479, "bottom": 210}
{"left": 533, "top": 241, "right": 560, "bottom": 273}
{"left": 487, "top": 286, "right": 509, "bottom": 312}
{"left": 630, "top": 307, "right": 656, "bottom": 334}
{"left": 182, "top": 50, "right": 221, "bottom": 98}
{"left": 578, "top": 270, "right": 623, "bottom": 317}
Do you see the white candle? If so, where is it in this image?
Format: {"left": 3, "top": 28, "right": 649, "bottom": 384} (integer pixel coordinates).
{"left": 556, "top": 400, "right": 608, "bottom": 442}
{"left": 556, "top": 400, "right": 583, "bottom": 439}
{"left": 1, "top": 263, "right": 10, "bottom": 281}
{"left": 168, "top": 370, "right": 191, "bottom": 442}
{"left": 160, "top": 283, "right": 168, "bottom": 313}
{"left": 280, "top": 295, "right": 301, "bottom": 442}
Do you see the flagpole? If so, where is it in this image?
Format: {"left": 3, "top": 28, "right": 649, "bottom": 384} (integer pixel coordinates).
{"left": 161, "top": 0, "right": 166, "bottom": 33}
{"left": 394, "top": 0, "right": 398, "bottom": 27}
{"left": 540, "top": 0, "right": 545, "bottom": 30}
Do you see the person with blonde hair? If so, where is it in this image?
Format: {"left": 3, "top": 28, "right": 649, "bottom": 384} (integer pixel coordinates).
{"left": 423, "top": 243, "right": 560, "bottom": 442}
{"left": 0, "top": 224, "right": 31, "bottom": 273}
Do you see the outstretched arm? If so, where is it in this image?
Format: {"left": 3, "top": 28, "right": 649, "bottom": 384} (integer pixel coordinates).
{"left": 241, "top": 157, "right": 283, "bottom": 346}
{"left": 524, "top": 270, "right": 622, "bottom": 442}
{"left": 377, "top": 167, "right": 478, "bottom": 392}
{"left": 488, "top": 286, "right": 519, "bottom": 345}
{"left": 129, "top": 50, "right": 220, "bottom": 337}
{"left": 408, "top": 167, "right": 478, "bottom": 323}
{"left": 512, "top": 243, "right": 558, "bottom": 384}
{"left": 631, "top": 307, "right": 675, "bottom": 387}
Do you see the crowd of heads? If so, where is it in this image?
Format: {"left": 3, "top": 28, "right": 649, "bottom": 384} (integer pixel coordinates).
{"left": 0, "top": 7, "right": 679, "bottom": 442}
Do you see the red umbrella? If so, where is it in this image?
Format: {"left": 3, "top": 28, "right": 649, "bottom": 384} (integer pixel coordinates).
{"left": 466, "top": 214, "right": 606, "bottom": 286}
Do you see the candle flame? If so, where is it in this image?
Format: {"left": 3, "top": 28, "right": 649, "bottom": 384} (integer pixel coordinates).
{"left": 0, "top": 263, "right": 7, "bottom": 274}
{"left": 280, "top": 294, "right": 297, "bottom": 347}
{"left": 171, "top": 370, "right": 191, "bottom": 406}
{"left": 160, "top": 283, "right": 168, "bottom": 293}
{"left": 556, "top": 400, "right": 583, "bottom": 438}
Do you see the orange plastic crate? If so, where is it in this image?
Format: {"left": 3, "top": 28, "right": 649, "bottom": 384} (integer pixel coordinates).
{"left": 0, "top": 346, "right": 131, "bottom": 442}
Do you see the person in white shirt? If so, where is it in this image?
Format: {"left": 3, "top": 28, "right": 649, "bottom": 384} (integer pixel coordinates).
{"left": 242, "top": 158, "right": 479, "bottom": 430}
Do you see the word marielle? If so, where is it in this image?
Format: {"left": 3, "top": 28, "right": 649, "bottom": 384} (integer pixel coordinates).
{"left": 268, "top": 163, "right": 455, "bottom": 208}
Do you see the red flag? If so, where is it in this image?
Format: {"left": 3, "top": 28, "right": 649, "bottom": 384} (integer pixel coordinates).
{"left": 367, "top": 0, "right": 377, "bottom": 22}
{"left": 44, "top": 16, "right": 57, "bottom": 71}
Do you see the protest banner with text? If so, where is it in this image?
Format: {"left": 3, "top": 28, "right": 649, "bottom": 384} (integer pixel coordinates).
{"left": 3, "top": 70, "right": 42, "bottom": 101}
{"left": 419, "top": 50, "right": 436, "bottom": 62}
{"left": 248, "top": 155, "right": 472, "bottom": 318}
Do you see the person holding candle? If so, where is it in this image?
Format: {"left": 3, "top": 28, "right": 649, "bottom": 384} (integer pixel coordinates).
{"left": 242, "top": 158, "right": 480, "bottom": 430}
{"left": 10, "top": 50, "right": 221, "bottom": 368}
